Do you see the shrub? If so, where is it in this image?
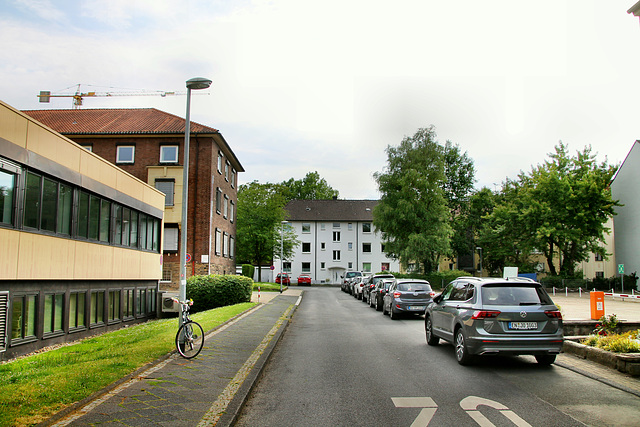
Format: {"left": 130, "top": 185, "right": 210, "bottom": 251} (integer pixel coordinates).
{"left": 241, "top": 264, "right": 255, "bottom": 279}
{"left": 186, "top": 274, "right": 254, "bottom": 312}
{"left": 593, "top": 314, "right": 619, "bottom": 336}
{"left": 580, "top": 330, "right": 640, "bottom": 353}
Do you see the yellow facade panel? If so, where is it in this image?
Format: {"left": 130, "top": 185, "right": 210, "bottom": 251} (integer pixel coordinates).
{"left": 16, "top": 232, "right": 75, "bottom": 279}
{"left": 80, "top": 151, "right": 118, "bottom": 188}
{"left": 73, "top": 241, "right": 114, "bottom": 279}
{"left": 0, "top": 229, "right": 19, "bottom": 279}
{"left": 0, "top": 102, "right": 28, "bottom": 148}
{"left": 26, "top": 123, "right": 81, "bottom": 172}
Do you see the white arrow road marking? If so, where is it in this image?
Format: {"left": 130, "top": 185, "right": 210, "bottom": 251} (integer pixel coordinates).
{"left": 392, "top": 397, "right": 438, "bottom": 427}
{"left": 460, "top": 396, "right": 532, "bottom": 427}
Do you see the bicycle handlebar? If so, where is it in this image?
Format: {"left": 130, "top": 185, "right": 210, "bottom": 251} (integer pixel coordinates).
{"left": 171, "top": 297, "right": 193, "bottom": 307}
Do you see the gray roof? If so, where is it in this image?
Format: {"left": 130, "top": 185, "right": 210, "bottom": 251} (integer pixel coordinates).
{"left": 285, "top": 199, "right": 378, "bottom": 221}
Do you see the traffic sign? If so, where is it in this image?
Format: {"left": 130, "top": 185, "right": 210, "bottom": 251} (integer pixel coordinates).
{"left": 186, "top": 253, "right": 191, "bottom": 263}
{"left": 618, "top": 264, "right": 624, "bottom": 274}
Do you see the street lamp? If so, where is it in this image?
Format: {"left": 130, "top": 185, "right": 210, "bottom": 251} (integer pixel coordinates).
{"left": 179, "top": 77, "right": 212, "bottom": 321}
{"left": 280, "top": 221, "right": 288, "bottom": 293}
{"left": 476, "top": 247, "right": 483, "bottom": 276}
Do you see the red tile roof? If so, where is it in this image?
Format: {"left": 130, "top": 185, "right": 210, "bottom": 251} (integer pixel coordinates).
{"left": 22, "top": 108, "right": 219, "bottom": 135}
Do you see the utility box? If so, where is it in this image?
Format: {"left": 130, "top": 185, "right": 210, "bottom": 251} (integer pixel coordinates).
{"left": 161, "top": 293, "right": 180, "bottom": 313}
{"left": 590, "top": 291, "right": 605, "bottom": 320}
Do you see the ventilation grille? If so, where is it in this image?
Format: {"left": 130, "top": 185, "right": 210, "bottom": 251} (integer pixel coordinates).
{"left": 0, "top": 292, "right": 8, "bottom": 352}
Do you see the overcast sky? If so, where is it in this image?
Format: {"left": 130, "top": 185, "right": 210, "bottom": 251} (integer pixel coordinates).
{"left": 2, "top": 0, "right": 640, "bottom": 199}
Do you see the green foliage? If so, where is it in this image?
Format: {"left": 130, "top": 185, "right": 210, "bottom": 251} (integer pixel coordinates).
{"left": 582, "top": 330, "right": 640, "bottom": 353}
{"left": 374, "top": 126, "right": 453, "bottom": 272}
{"left": 280, "top": 171, "right": 339, "bottom": 202}
{"left": 241, "top": 264, "right": 255, "bottom": 279}
{"left": 390, "top": 270, "right": 471, "bottom": 290}
{"left": 186, "top": 274, "right": 253, "bottom": 312}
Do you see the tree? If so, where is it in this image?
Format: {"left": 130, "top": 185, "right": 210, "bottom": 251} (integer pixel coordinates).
{"left": 236, "top": 181, "right": 298, "bottom": 281}
{"left": 280, "top": 171, "right": 339, "bottom": 202}
{"left": 373, "top": 126, "right": 452, "bottom": 273}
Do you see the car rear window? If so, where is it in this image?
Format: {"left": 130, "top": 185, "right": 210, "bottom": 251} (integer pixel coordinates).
{"left": 481, "top": 285, "right": 553, "bottom": 306}
{"left": 397, "top": 283, "right": 432, "bottom": 292}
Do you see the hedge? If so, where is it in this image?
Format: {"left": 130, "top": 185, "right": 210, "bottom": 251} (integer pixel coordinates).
{"left": 241, "top": 264, "right": 255, "bottom": 279}
{"left": 186, "top": 274, "right": 254, "bottom": 312}
{"left": 390, "top": 270, "right": 471, "bottom": 290}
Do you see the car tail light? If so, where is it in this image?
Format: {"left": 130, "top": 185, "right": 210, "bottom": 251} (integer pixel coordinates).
{"left": 393, "top": 291, "right": 401, "bottom": 298}
{"left": 545, "top": 310, "right": 563, "bottom": 319}
{"left": 429, "top": 292, "right": 436, "bottom": 298}
{"left": 471, "top": 310, "right": 501, "bottom": 320}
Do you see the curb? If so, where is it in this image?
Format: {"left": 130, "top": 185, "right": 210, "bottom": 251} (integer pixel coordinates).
{"left": 563, "top": 338, "right": 640, "bottom": 376}
{"left": 39, "top": 303, "right": 265, "bottom": 427}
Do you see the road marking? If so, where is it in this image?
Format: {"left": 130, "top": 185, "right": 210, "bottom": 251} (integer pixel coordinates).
{"left": 392, "top": 397, "right": 438, "bottom": 426}
{"left": 460, "top": 396, "right": 532, "bottom": 427}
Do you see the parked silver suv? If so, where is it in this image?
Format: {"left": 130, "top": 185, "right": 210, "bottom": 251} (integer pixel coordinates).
{"left": 424, "top": 277, "right": 563, "bottom": 365}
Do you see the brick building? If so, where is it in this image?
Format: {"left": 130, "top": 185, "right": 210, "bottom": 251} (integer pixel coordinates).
{"left": 23, "top": 108, "right": 243, "bottom": 290}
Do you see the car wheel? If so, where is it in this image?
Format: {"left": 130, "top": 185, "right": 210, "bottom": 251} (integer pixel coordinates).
{"left": 535, "top": 355, "right": 556, "bottom": 366}
{"left": 374, "top": 298, "right": 380, "bottom": 311}
{"left": 425, "top": 317, "right": 439, "bottom": 346}
{"left": 389, "top": 306, "right": 397, "bottom": 320}
{"left": 455, "top": 328, "right": 473, "bottom": 365}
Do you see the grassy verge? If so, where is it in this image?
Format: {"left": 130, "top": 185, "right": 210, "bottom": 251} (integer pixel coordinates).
{"left": 253, "top": 282, "right": 286, "bottom": 292}
{"left": 0, "top": 302, "right": 256, "bottom": 427}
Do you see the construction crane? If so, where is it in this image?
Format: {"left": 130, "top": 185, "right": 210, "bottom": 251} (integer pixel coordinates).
{"left": 37, "top": 84, "right": 205, "bottom": 109}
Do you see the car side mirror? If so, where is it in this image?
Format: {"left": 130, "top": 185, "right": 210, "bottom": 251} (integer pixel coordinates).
{"left": 433, "top": 294, "right": 443, "bottom": 304}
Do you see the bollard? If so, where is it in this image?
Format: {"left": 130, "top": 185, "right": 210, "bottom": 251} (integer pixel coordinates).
{"left": 579, "top": 287, "right": 582, "bottom": 297}
{"left": 553, "top": 287, "right": 556, "bottom": 296}
{"left": 258, "top": 286, "right": 261, "bottom": 303}
{"left": 565, "top": 287, "right": 568, "bottom": 297}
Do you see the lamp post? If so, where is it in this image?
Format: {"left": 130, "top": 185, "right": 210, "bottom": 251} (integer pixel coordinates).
{"left": 476, "top": 246, "right": 483, "bottom": 276}
{"left": 280, "top": 221, "right": 288, "bottom": 293}
{"left": 179, "top": 77, "right": 212, "bottom": 324}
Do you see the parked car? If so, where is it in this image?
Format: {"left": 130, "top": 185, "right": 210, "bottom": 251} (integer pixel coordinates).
{"left": 297, "top": 274, "right": 312, "bottom": 286}
{"left": 342, "top": 271, "right": 362, "bottom": 289}
{"left": 369, "top": 279, "right": 394, "bottom": 311}
{"left": 363, "top": 273, "right": 394, "bottom": 304}
{"left": 352, "top": 276, "right": 369, "bottom": 299}
{"left": 275, "top": 273, "right": 290, "bottom": 285}
{"left": 383, "top": 279, "right": 434, "bottom": 319}
{"left": 424, "top": 277, "right": 563, "bottom": 366}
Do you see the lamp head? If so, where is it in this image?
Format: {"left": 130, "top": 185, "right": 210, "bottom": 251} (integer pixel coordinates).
{"left": 186, "top": 77, "right": 212, "bottom": 90}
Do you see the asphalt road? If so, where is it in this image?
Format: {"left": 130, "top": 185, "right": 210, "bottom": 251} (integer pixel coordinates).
{"left": 235, "top": 287, "right": 640, "bottom": 427}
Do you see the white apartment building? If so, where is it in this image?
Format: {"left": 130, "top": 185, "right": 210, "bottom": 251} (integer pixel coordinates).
{"left": 282, "top": 199, "right": 400, "bottom": 284}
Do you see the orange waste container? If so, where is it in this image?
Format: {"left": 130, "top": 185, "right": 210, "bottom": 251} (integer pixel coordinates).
{"left": 590, "top": 291, "right": 605, "bottom": 320}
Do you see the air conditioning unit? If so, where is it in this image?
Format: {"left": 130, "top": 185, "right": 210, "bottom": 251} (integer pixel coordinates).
{"left": 161, "top": 293, "right": 180, "bottom": 313}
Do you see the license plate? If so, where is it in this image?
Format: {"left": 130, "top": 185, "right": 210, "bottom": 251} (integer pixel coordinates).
{"left": 408, "top": 306, "right": 425, "bottom": 311}
{"left": 509, "top": 322, "right": 537, "bottom": 330}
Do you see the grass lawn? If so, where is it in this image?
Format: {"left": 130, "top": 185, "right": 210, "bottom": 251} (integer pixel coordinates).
{"left": 253, "top": 282, "right": 286, "bottom": 292}
{"left": 0, "top": 302, "right": 256, "bottom": 427}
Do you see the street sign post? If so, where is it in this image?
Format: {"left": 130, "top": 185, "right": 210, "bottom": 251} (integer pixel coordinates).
{"left": 619, "top": 264, "right": 624, "bottom": 293}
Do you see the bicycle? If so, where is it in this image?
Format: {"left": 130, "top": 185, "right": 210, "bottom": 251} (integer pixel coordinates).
{"left": 172, "top": 297, "right": 205, "bottom": 359}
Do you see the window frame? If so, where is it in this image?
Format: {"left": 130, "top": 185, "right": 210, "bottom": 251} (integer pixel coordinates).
{"left": 116, "top": 145, "right": 135, "bottom": 164}
{"left": 159, "top": 145, "right": 179, "bottom": 163}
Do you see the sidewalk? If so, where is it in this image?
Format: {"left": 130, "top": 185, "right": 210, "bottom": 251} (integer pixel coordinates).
{"left": 45, "top": 289, "right": 303, "bottom": 427}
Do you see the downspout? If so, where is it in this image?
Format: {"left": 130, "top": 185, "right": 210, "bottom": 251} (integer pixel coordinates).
{"left": 315, "top": 221, "right": 318, "bottom": 283}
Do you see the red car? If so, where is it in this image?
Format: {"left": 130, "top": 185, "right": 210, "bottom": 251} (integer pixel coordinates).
{"left": 275, "top": 273, "right": 290, "bottom": 285}
{"left": 297, "top": 274, "right": 312, "bottom": 286}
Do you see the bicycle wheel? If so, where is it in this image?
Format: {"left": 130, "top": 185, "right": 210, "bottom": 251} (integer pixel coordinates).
{"left": 175, "top": 321, "right": 205, "bottom": 359}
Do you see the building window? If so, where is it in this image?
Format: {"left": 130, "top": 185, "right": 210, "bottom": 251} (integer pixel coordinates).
{"left": 160, "top": 145, "right": 179, "bottom": 163}
{"left": 230, "top": 201, "right": 235, "bottom": 223}
{"left": 155, "top": 179, "right": 175, "bottom": 206}
{"left": 223, "top": 232, "right": 229, "bottom": 257}
{"left": 321, "top": 242, "right": 326, "bottom": 250}
{"left": 348, "top": 223, "right": 353, "bottom": 231}
{"left": 136, "top": 289, "right": 147, "bottom": 316}
{"left": 116, "top": 146, "right": 135, "bottom": 164}
{"left": 363, "top": 243, "right": 372, "bottom": 253}
{"left": 333, "top": 250, "right": 340, "bottom": 261}
{"left": 231, "top": 168, "right": 236, "bottom": 188}
{"left": 90, "top": 291, "right": 105, "bottom": 326}
{"left": 215, "top": 228, "right": 222, "bottom": 255}
{"left": 363, "top": 262, "right": 371, "bottom": 273}
{"left": 224, "top": 195, "right": 229, "bottom": 219}
{"left": 123, "top": 289, "right": 134, "bottom": 319}
{"left": 348, "top": 262, "right": 353, "bottom": 269}
{"left": 217, "top": 151, "right": 223, "bottom": 173}
{"left": 216, "top": 188, "right": 222, "bottom": 213}
{"left": 594, "top": 253, "right": 604, "bottom": 262}
{"left": 283, "top": 262, "right": 291, "bottom": 273}
{"left": 302, "top": 262, "right": 311, "bottom": 273}
{"left": 595, "top": 271, "right": 605, "bottom": 279}
{"left": 11, "top": 294, "right": 37, "bottom": 341}
{"left": 381, "top": 263, "right": 390, "bottom": 271}
{"left": 225, "top": 161, "right": 230, "bottom": 181}
{"left": 363, "top": 222, "right": 372, "bottom": 233}
{"left": 348, "top": 242, "right": 353, "bottom": 251}
{"left": 69, "top": 291, "right": 86, "bottom": 330}
{"left": 333, "top": 231, "right": 340, "bottom": 242}
{"left": 320, "top": 262, "right": 325, "bottom": 269}
{"left": 320, "top": 223, "right": 325, "bottom": 231}
{"left": 333, "top": 223, "right": 340, "bottom": 229}
{"left": 0, "top": 161, "right": 19, "bottom": 226}
{"left": 43, "top": 293, "right": 64, "bottom": 336}
{"left": 161, "top": 268, "right": 172, "bottom": 283}
{"left": 82, "top": 145, "right": 92, "bottom": 152}
{"left": 302, "top": 242, "right": 311, "bottom": 253}
{"left": 302, "top": 223, "right": 311, "bottom": 233}
{"left": 108, "top": 290, "right": 120, "bottom": 322}
{"left": 163, "top": 226, "right": 178, "bottom": 252}
{"left": 230, "top": 235, "right": 235, "bottom": 259}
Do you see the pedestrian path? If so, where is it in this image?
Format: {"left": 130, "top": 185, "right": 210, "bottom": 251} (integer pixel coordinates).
{"left": 49, "top": 290, "right": 302, "bottom": 427}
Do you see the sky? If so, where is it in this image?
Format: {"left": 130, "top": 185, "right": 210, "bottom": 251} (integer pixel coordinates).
{"left": 2, "top": 0, "right": 640, "bottom": 199}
